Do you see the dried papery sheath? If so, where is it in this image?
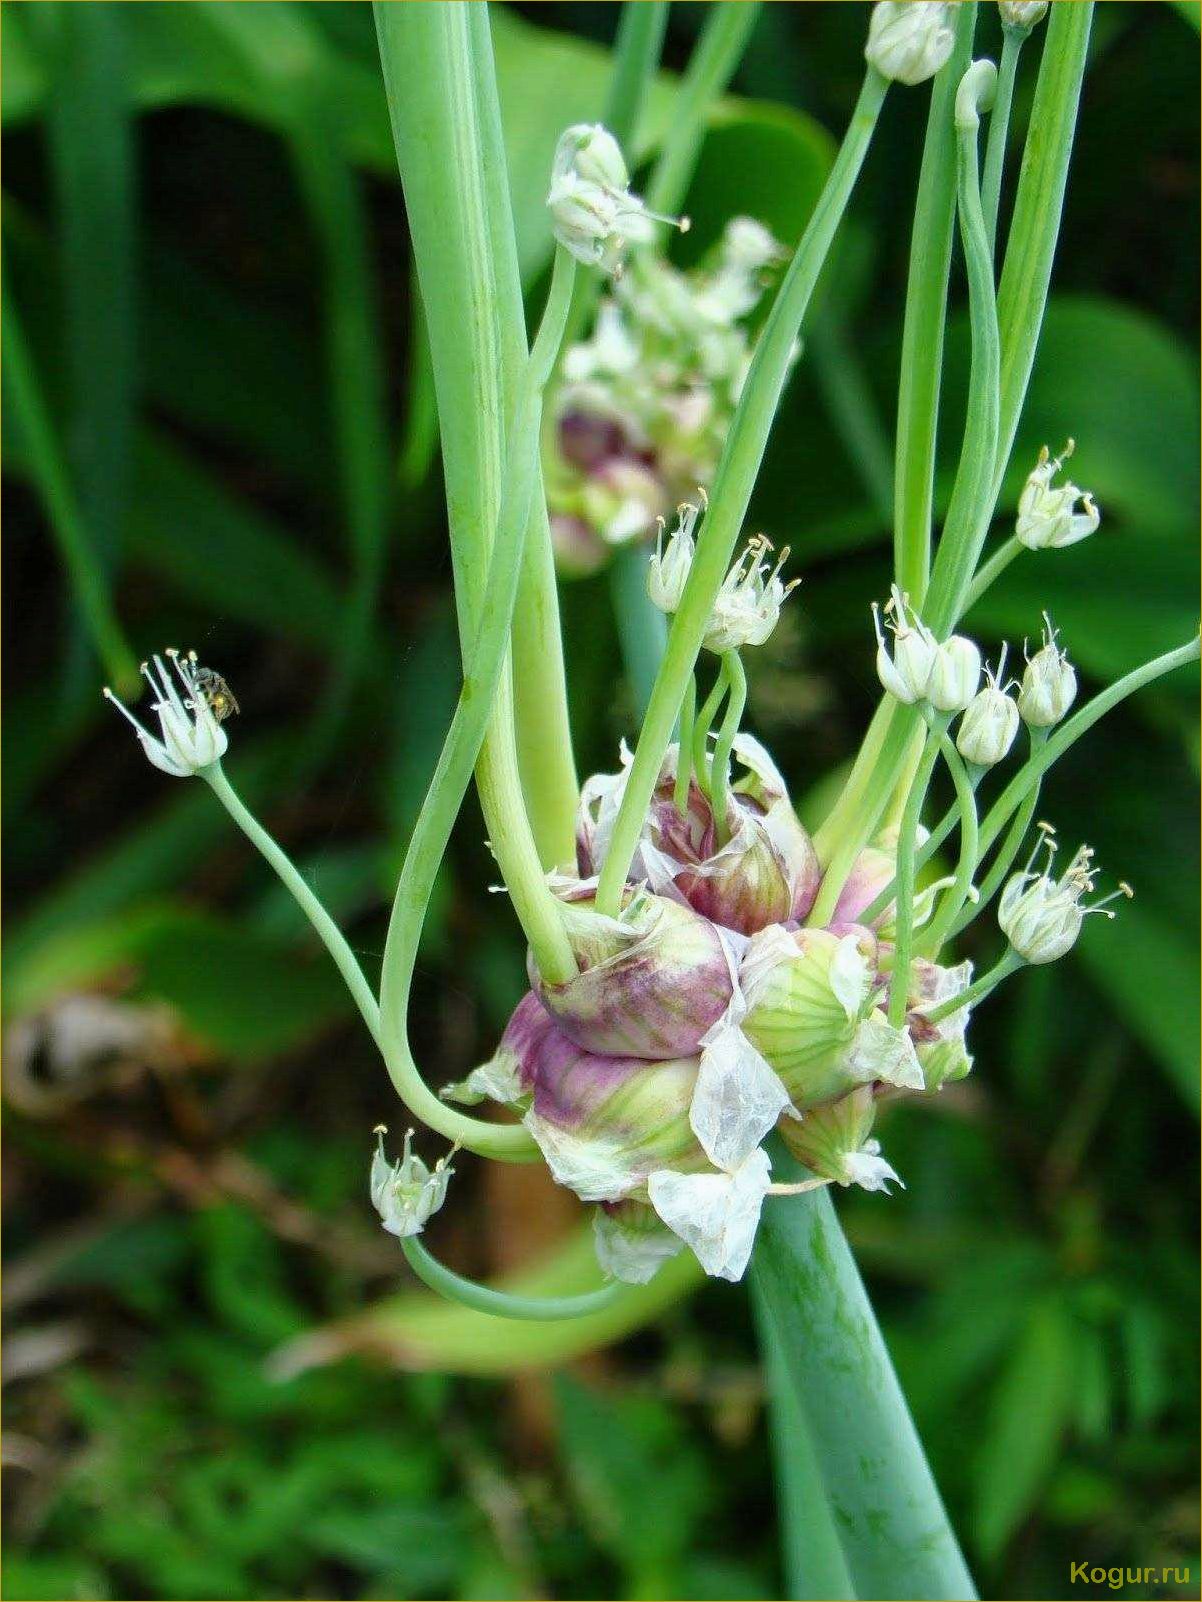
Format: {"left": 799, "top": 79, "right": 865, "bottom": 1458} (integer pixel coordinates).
{"left": 956, "top": 648, "right": 1019, "bottom": 767}
{"left": 903, "top": 958, "right": 975, "bottom": 1088}
{"left": 593, "top": 1198, "right": 684, "bottom": 1284}
{"left": 777, "top": 1085, "right": 902, "bottom": 1193}
{"left": 646, "top": 1146, "right": 773, "bottom": 1282}
{"left": 1016, "top": 441, "right": 1100, "bottom": 551}
{"left": 999, "top": 827, "right": 1132, "bottom": 964}
{"left": 531, "top": 890, "right": 735, "bottom": 1060}
{"left": 865, "top": 1, "right": 955, "bottom": 86}
{"left": 104, "top": 649, "right": 229, "bottom": 777}
{"left": 1018, "top": 616, "right": 1077, "bottom": 728}
{"left": 577, "top": 737, "right": 821, "bottom": 935}
{"left": 370, "top": 1127, "right": 453, "bottom": 1238}
{"left": 703, "top": 535, "right": 798, "bottom": 654}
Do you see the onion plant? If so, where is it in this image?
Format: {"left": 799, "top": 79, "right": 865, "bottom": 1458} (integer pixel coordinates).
{"left": 102, "top": 3, "right": 1198, "bottom": 1595}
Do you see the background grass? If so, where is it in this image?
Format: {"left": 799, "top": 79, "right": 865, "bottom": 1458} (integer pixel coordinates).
{"left": 3, "top": 3, "right": 1198, "bottom": 1598}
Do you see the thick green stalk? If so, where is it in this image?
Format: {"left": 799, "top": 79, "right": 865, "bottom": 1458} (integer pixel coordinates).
{"left": 918, "top": 734, "right": 979, "bottom": 955}
{"left": 644, "top": 1, "right": 763, "bottom": 218}
{"left": 2, "top": 277, "right": 137, "bottom": 694}
{"left": 892, "top": 1, "right": 978, "bottom": 604}
{"left": 887, "top": 714, "right": 948, "bottom": 1027}
{"left": 374, "top": 2, "right": 574, "bottom": 974}
{"left": 992, "top": 2, "right": 1093, "bottom": 494}
{"left": 750, "top": 1271, "right": 856, "bottom": 1601}
{"left": 204, "top": 764, "right": 383, "bottom": 1049}
{"left": 752, "top": 1142, "right": 976, "bottom": 1600}
{"left": 923, "top": 69, "right": 1001, "bottom": 635}
{"left": 596, "top": 68, "right": 889, "bottom": 916}
{"left": 709, "top": 651, "right": 746, "bottom": 847}
{"left": 400, "top": 1234, "right": 624, "bottom": 1321}
{"left": 376, "top": 247, "right": 578, "bottom": 1161}
{"left": 980, "top": 25, "right": 1023, "bottom": 254}
{"left": 974, "top": 635, "right": 1200, "bottom": 862}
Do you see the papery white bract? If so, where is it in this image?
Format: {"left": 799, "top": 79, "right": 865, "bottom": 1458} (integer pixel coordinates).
{"left": 370, "top": 1127, "right": 454, "bottom": 1239}
{"left": 104, "top": 650, "right": 229, "bottom": 777}
{"left": 647, "top": 1146, "right": 772, "bottom": 1282}
{"left": 1016, "top": 441, "right": 1100, "bottom": 551}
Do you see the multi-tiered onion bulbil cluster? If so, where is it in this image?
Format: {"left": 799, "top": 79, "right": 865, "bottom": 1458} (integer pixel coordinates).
{"left": 545, "top": 217, "right": 788, "bottom": 574}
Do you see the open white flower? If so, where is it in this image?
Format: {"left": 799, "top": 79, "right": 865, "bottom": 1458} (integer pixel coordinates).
{"left": 999, "top": 825, "right": 1132, "bottom": 964}
{"left": 370, "top": 1127, "right": 454, "bottom": 1238}
{"left": 1016, "top": 440, "right": 1100, "bottom": 551}
{"left": 703, "top": 535, "right": 798, "bottom": 653}
{"left": 547, "top": 123, "right": 684, "bottom": 273}
{"left": 647, "top": 499, "right": 701, "bottom": 614}
{"left": 872, "top": 585, "right": 938, "bottom": 704}
{"left": 104, "top": 650, "right": 229, "bottom": 777}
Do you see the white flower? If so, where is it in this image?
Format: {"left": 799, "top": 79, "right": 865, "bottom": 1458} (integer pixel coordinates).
{"left": 1016, "top": 441, "right": 1100, "bottom": 551}
{"left": 999, "top": 1, "right": 1049, "bottom": 31}
{"left": 547, "top": 123, "right": 683, "bottom": 273}
{"left": 703, "top": 535, "right": 798, "bottom": 653}
{"left": 956, "top": 646, "right": 1020, "bottom": 766}
{"left": 370, "top": 1127, "right": 454, "bottom": 1238}
{"left": 104, "top": 649, "right": 229, "bottom": 777}
{"left": 926, "top": 633, "right": 982, "bottom": 713}
{"left": 647, "top": 499, "right": 701, "bottom": 614}
{"left": 872, "top": 585, "right": 938, "bottom": 704}
{"left": 999, "top": 825, "right": 1132, "bottom": 964}
{"left": 865, "top": 2, "right": 955, "bottom": 86}
{"left": 1017, "top": 615, "right": 1077, "bottom": 728}
{"left": 647, "top": 1146, "right": 772, "bottom": 1283}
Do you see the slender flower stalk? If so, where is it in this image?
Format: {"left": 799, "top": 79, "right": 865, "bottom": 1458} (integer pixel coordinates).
{"left": 917, "top": 734, "right": 979, "bottom": 954}
{"left": 400, "top": 1232, "right": 625, "bottom": 1321}
{"left": 887, "top": 711, "right": 950, "bottom": 1027}
{"left": 980, "top": 20, "right": 1024, "bottom": 254}
{"left": 709, "top": 651, "right": 747, "bottom": 847}
{"left": 595, "top": 64, "right": 890, "bottom": 917}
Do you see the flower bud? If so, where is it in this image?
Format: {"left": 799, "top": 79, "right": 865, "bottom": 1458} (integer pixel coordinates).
{"left": 578, "top": 737, "right": 821, "bottom": 935}
{"left": 1018, "top": 615, "right": 1077, "bottom": 728}
{"left": 865, "top": 2, "right": 955, "bottom": 86}
{"left": 777, "top": 1086, "right": 902, "bottom": 1192}
{"left": 370, "top": 1127, "right": 453, "bottom": 1238}
{"left": 593, "top": 1198, "right": 683, "bottom": 1283}
{"left": 105, "top": 649, "right": 231, "bottom": 777}
{"left": 873, "top": 585, "right": 938, "bottom": 704}
{"left": 956, "top": 647, "right": 1019, "bottom": 766}
{"left": 926, "top": 633, "right": 982, "bottom": 713}
{"left": 999, "top": 826, "right": 1132, "bottom": 964}
{"left": 647, "top": 499, "right": 700, "bottom": 615}
{"left": 532, "top": 891, "right": 734, "bottom": 1060}
{"left": 703, "top": 535, "right": 798, "bottom": 654}
{"left": 1016, "top": 441, "right": 1100, "bottom": 551}
{"left": 904, "top": 958, "right": 974, "bottom": 1088}
{"left": 741, "top": 927, "right": 924, "bottom": 1109}
{"left": 999, "top": 1, "right": 1049, "bottom": 32}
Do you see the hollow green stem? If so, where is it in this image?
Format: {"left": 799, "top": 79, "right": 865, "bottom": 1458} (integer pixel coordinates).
{"left": 400, "top": 1233, "right": 626, "bottom": 1321}
{"left": 710, "top": 651, "right": 746, "bottom": 848}
{"left": 596, "top": 66, "right": 889, "bottom": 917}
{"left": 980, "top": 25, "right": 1024, "bottom": 255}
{"left": 918, "top": 735, "right": 979, "bottom": 955}
{"left": 923, "top": 69, "right": 1002, "bottom": 636}
{"left": 858, "top": 762, "right": 986, "bottom": 929}
{"left": 674, "top": 674, "right": 697, "bottom": 813}
{"left": 892, "top": 0, "right": 978, "bottom": 604}
{"left": 923, "top": 946, "right": 1024, "bottom": 1025}
{"left": 644, "top": 1, "right": 763, "bottom": 219}
{"left": 888, "top": 713, "right": 949, "bottom": 1028}
{"left": 992, "top": 2, "right": 1093, "bottom": 494}
{"left": 962, "top": 530, "right": 1022, "bottom": 614}
{"left": 948, "top": 727, "right": 1046, "bottom": 939}
{"left": 204, "top": 763, "right": 382, "bottom": 1048}
{"left": 692, "top": 662, "right": 730, "bottom": 798}
{"left": 975, "top": 635, "right": 1201, "bottom": 863}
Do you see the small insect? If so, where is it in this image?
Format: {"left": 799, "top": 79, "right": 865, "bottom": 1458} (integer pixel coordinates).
{"left": 188, "top": 654, "right": 240, "bottom": 722}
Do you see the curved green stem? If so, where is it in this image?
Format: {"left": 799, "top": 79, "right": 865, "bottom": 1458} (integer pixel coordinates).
{"left": 203, "top": 763, "right": 382, "bottom": 1049}
{"left": 975, "top": 636, "right": 1200, "bottom": 863}
{"left": 596, "top": 67, "right": 889, "bottom": 917}
{"left": 980, "top": 26, "right": 1024, "bottom": 255}
{"left": 692, "top": 662, "right": 730, "bottom": 797}
{"left": 962, "top": 530, "right": 1022, "bottom": 614}
{"left": 674, "top": 674, "right": 697, "bottom": 813}
{"left": 710, "top": 651, "right": 747, "bottom": 848}
{"left": 924, "top": 76, "right": 1002, "bottom": 636}
{"left": 400, "top": 1233, "right": 627, "bottom": 1321}
{"left": 918, "top": 735, "right": 979, "bottom": 955}
{"left": 923, "top": 946, "right": 1024, "bottom": 1025}
{"left": 857, "top": 763, "right": 986, "bottom": 929}
{"left": 376, "top": 247, "right": 579, "bottom": 1162}
{"left": 888, "top": 714, "right": 948, "bottom": 1028}
{"left": 948, "top": 743, "right": 1043, "bottom": 941}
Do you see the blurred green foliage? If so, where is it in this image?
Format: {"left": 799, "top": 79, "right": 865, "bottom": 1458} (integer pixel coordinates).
{"left": 2, "top": 3, "right": 1198, "bottom": 1599}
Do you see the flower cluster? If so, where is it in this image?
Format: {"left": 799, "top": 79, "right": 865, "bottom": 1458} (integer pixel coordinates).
{"left": 546, "top": 217, "right": 787, "bottom": 574}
